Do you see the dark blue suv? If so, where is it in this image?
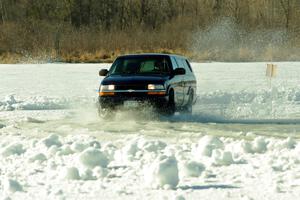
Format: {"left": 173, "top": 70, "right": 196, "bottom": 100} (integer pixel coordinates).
{"left": 98, "top": 54, "right": 196, "bottom": 118}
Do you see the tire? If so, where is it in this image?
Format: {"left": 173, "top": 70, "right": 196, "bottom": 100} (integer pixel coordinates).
{"left": 97, "top": 104, "right": 115, "bottom": 119}
{"left": 181, "top": 90, "right": 193, "bottom": 114}
{"left": 160, "top": 89, "right": 175, "bottom": 116}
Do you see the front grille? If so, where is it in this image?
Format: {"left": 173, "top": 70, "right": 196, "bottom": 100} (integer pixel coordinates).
{"left": 115, "top": 85, "right": 147, "bottom": 90}
{"left": 115, "top": 92, "right": 148, "bottom": 97}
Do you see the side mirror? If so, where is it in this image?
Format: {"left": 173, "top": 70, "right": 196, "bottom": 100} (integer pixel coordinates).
{"left": 99, "top": 69, "right": 109, "bottom": 76}
{"left": 174, "top": 68, "right": 186, "bottom": 75}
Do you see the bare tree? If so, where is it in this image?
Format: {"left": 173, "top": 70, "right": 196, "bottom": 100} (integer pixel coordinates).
{"left": 213, "top": 0, "right": 223, "bottom": 18}
{"left": 0, "top": 0, "right": 7, "bottom": 23}
{"left": 279, "top": 0, "right": 292, "bottom": 30}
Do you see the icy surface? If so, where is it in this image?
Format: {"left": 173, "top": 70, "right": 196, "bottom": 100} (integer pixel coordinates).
{"left": 0, "top": 62, "right": 300, "bottom": 199}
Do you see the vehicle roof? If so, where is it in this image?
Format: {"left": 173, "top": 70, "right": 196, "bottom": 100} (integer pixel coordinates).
{"left": 116, "top": 53, "right": 187, "bottom": 59}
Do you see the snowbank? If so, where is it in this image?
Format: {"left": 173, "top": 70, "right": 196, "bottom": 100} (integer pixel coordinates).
{"left": 1, "top": 62, "right": 300, "bottom": 199}
{"left": 0, "top": 131, "right": 299, "bottom": 199}
{"left": 0, "top": 95, "right": 69, "bottom": 111}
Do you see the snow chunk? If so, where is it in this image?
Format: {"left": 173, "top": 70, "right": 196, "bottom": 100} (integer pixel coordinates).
{"left": 271, "top": 157, "right": 291, "bottom": 172}
{"left": 102, "top": 143, "right": 117, "bottom": 160}
{"left": 89, "top": 140, "right": 101, "bottom": 149}
{"left": 193, "top": 136, "right": 224, "bottom": 157}
{"left": 64, "top": 167, "right": 80, "bottom": 180}
{"left": 144, "top": 155, "right": 179, "bottom": 189}
{"left": 280, "top": 137, "right": 297, "bottom": 149}
{"left": 93, "top": 166, "right": 109, "bottom": 179}
{"left": 70, "top": 139, "right": 100, "bottom": 154}
{"left": 122, "top": 139, "right": 139, "bottom": 160}
{"left": 252, "top": 137, "right": 268, "bottom": 153}
{"left": 1, "top": 143, "right": 26, "bottom": 157}
{"left": 14, "top": 96, "right": 68, "bottom": 110}
{"left": 28, "top": 153, "right": 47, "bottom": 163}
{"left": 4, "top": 95, "right": 17, "bottom": 105}
{"left": 174, "top": 195, "right": 186, "bottom": 200}
{"left": 212, "top": 150, "right": 235, "bottom": 166}
{"left": 4, "top": 179, "right": 23, "bottom": 193}
{"left": 241, "top": 141, "right": 254, "bottom": 154}
{"left": 0, "top": 95, "right": 68, "bottom": 111}
{"left": 182, "top": 161, "right": 205, "bottom": 177}
{"left": 268, "top": 137, "right": 297, "bottom": 151}
{"left": 70, "top": 141, "right": 89, "bottom": 153}
{"left": 48, "top": 145, "right": 59, "bottom": 156}
{"left": 0, "top": 95, "right": 17, "bottom": 111}
{"left": 138, "top": 139, "right": 167, "bottom": 153}
{"left": 242, "top": 137, "right": 268, "bottom": 154}
{"left": 58, "top": 145, "right": 74, "bottom": 156}
{"left": 115, "top": 138, "right": 142, "bottom": 162}
{"left": 79, "top": 147, "right": 109, "bottom": 169}
{"left": 2, "top": 196, "right": 12, "bottom": 200}
{"left": 22, "top": 117, "right": 44, "bottom": 123}
{"left": 81, "top": 169, "right": 96, "bottom": 180}
{"left": 42, "top": 134, "right": 62, "bottom": 148}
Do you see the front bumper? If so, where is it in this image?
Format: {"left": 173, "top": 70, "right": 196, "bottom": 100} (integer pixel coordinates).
{"left": 98, "top": 92, "right": 169, "bottom": 108}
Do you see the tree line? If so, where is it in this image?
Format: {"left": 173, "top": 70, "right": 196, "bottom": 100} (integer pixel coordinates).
{"left": 0, "top": 0, "right": 299, "bottom": 62}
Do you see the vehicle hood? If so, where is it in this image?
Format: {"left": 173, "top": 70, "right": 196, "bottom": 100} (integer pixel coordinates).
{"left": 101, "top": 75, "right": 169, "bottom": 85}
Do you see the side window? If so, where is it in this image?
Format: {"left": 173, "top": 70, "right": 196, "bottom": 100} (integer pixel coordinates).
{"left": 185, "top": 60, "right": 193, "bottom": 72}
{"left": 176, "top": 58, "right": 191, "bottom": 73}
{"left": 175, "top": 57, "right": 184, "bottom": 68}
{"left": 171, "top": 57, "right": 179, "bottom": 70}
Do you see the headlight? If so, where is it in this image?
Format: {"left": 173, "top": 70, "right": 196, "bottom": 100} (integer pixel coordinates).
{"left": 148, "top": 84, "right": 164, "bottom": 90}
{"left": 100, "top": 84, "right": 115, "bottom": 91}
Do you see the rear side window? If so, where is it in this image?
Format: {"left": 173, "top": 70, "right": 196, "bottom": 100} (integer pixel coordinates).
{"left": 175, "top": 57, "right": 192, "bottom": 73}
{"left": 185, "top": 60, "right": 193, "bottom": 72}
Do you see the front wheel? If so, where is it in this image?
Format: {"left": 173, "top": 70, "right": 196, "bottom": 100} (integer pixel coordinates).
{"left": 97, "top": 104, "right": 115, "bottom": 119}
{"left": 181, "top": 91, "right": 193, "bottom": 114}
{"left": 159, "top": 90, "right": 175, "bottom": 116}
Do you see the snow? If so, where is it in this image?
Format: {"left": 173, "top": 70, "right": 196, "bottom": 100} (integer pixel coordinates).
{"left": 0, "top": 95, "right": 69, "bottom": 111}
{"left": 28, "top": 153, "right": 47, "bottom": 163}
{"left": 242, "top": 137, "right": 267, "bottom": 154}
{"left": 4, "top": 179, "right": 23, "bottom": 193}
{"left": 0, "top": 62, "right": 300, "bottom": 199}
{"left": 181, "top": 161, "right": 205, "bottom": 177}
{"left": 79, "top": 147, "right": 109, "bottom": 169}
{"left": 0, "top": 132, "right": 300, "bottom": 199}
{"left": 212, "top": 150, "right": 235, "bottom": 166}
{"left": 1, "top": 143, "right": 26, "bottom": 157}
{"left": 144, "top": 155, "right": 179, "bottom": 189}
{"left": 193, "top": 135, "right": 224, "bottom": 157}
{"left": 42, "top": 134, "right": 62, "bottom": 148}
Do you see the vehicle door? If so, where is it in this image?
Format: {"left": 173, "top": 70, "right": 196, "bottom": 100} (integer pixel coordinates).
{"left": 177, "top": 58, "right": 195, "bottom": 105}
{"left": 170, "top": 56, "right": 184, "bottom": 106}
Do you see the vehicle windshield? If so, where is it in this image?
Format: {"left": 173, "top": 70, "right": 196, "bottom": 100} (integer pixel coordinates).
{"left": 109, "top": 55, "right": 171, "bottom": 76}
